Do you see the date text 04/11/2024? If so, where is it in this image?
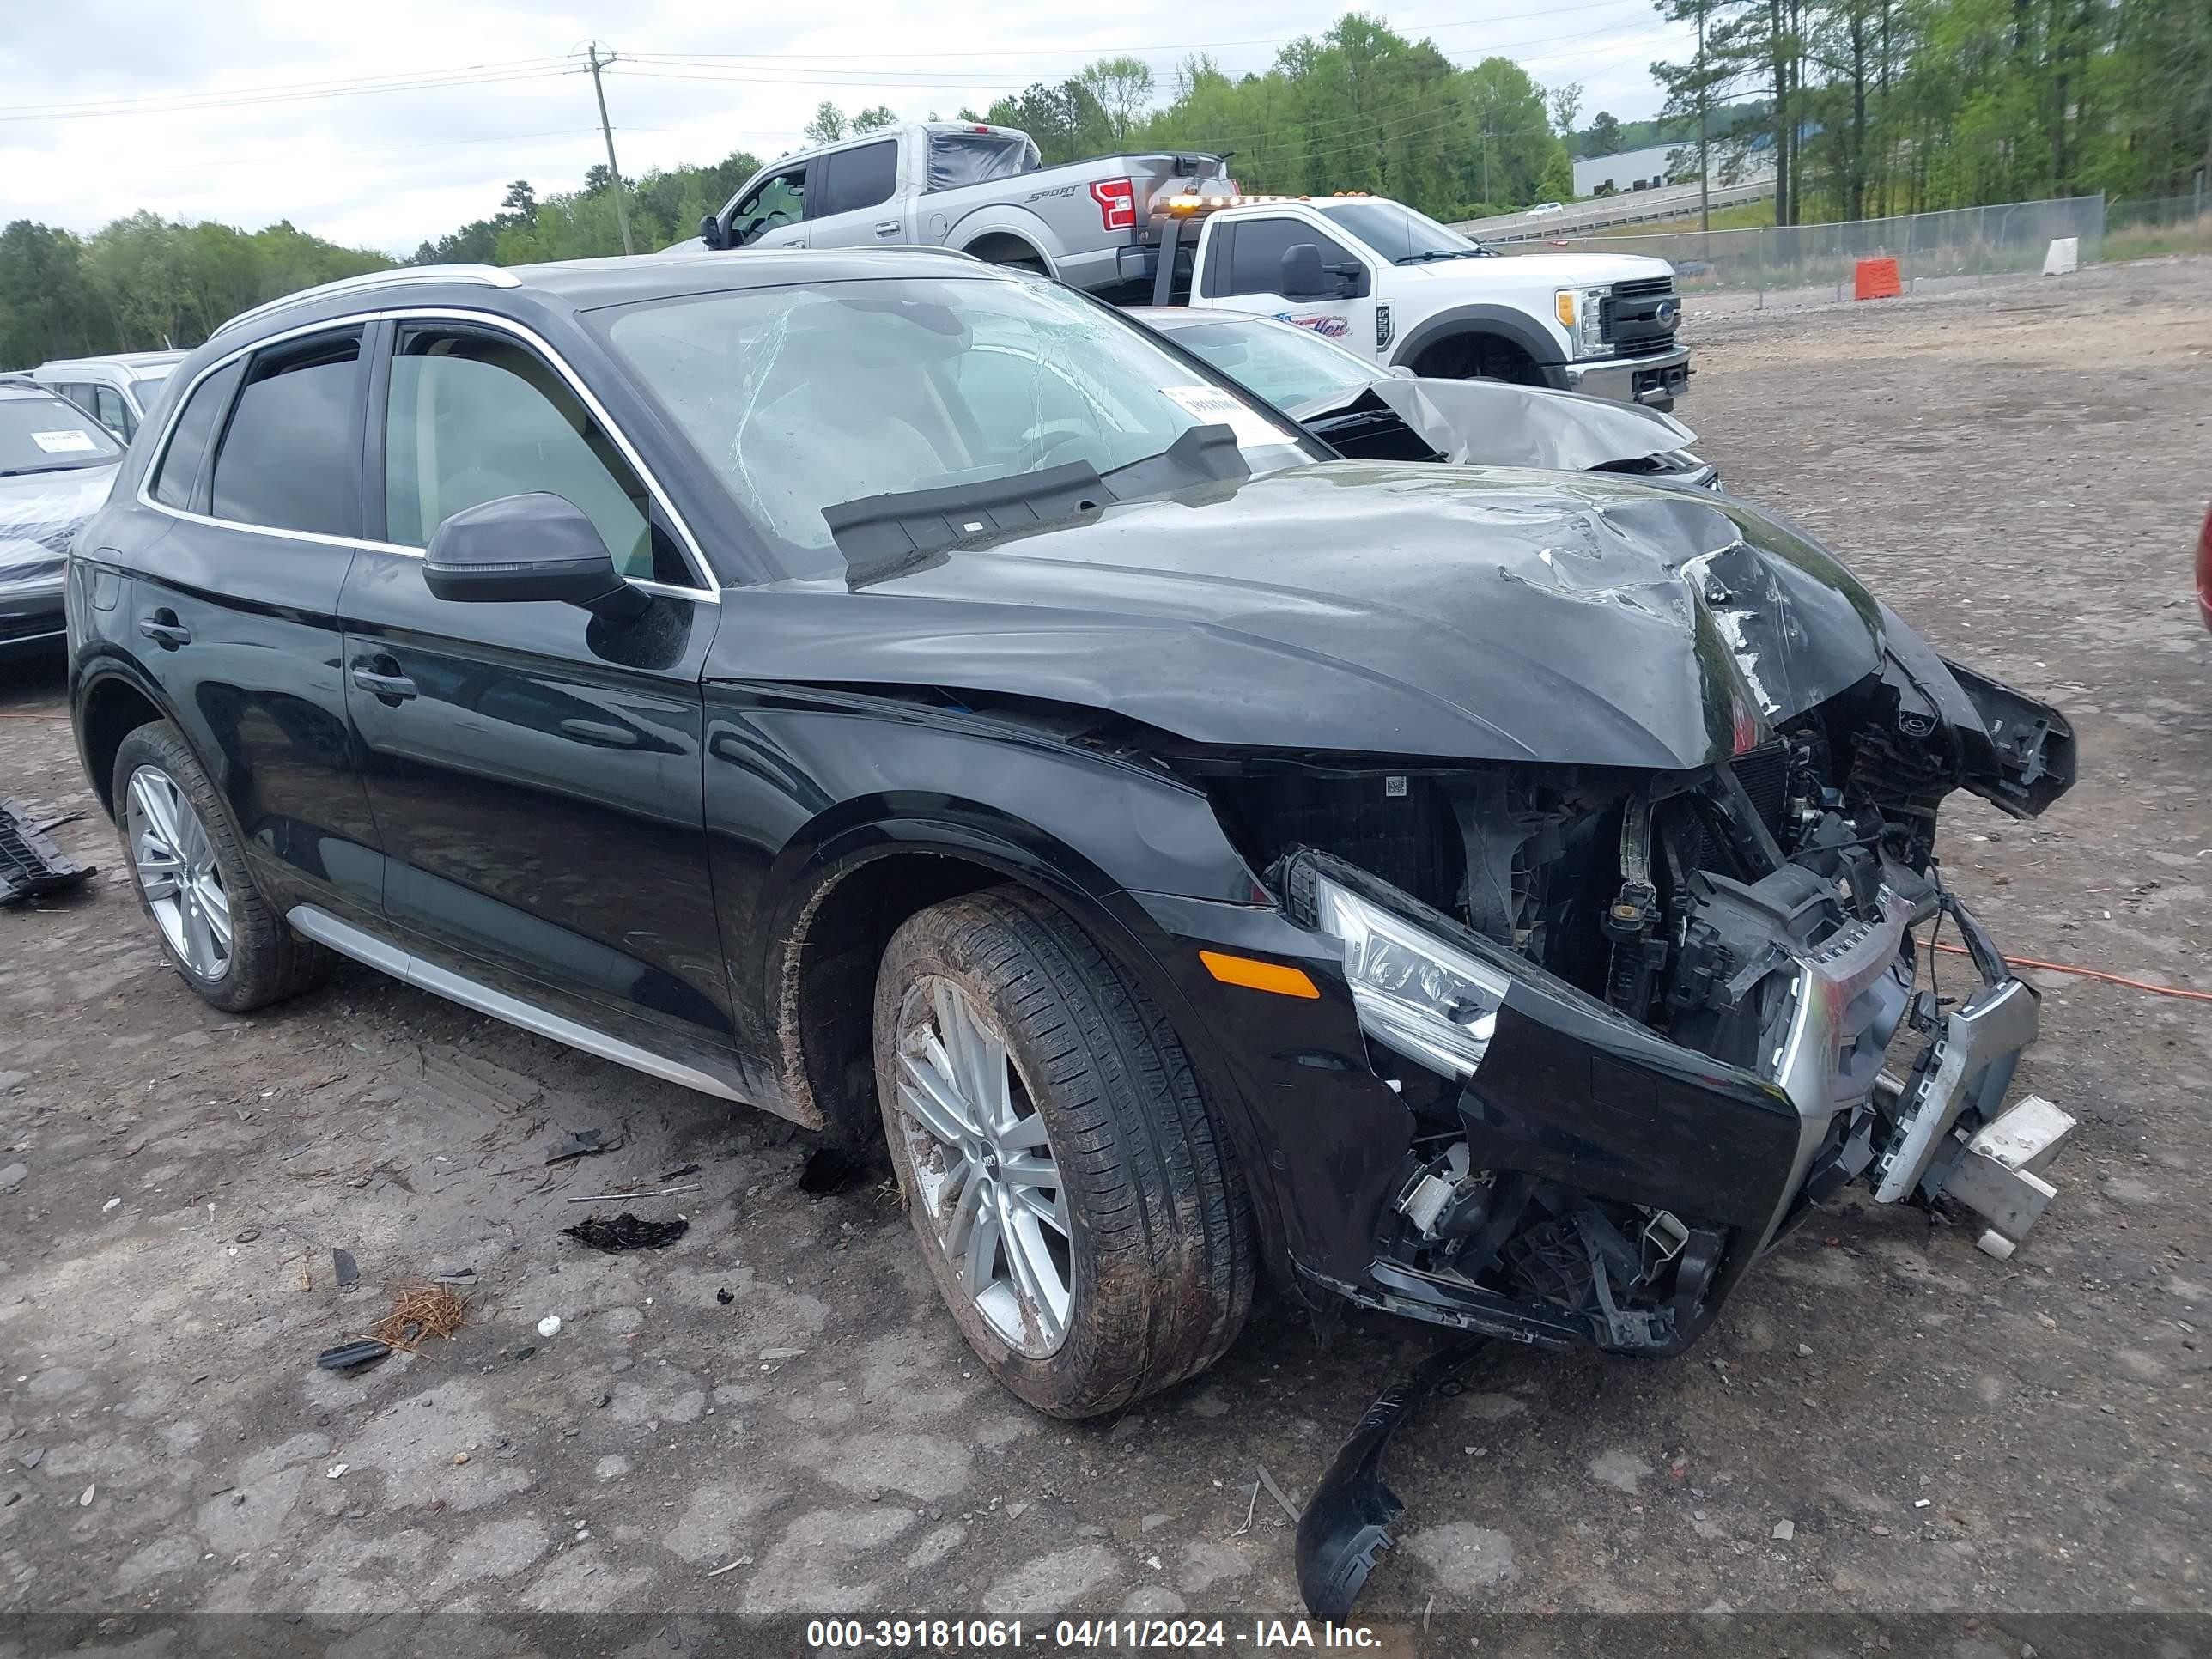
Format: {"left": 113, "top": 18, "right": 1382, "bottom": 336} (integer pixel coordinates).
{"left": 805, "top": 1619, "right": 1387, "bottom": 1650}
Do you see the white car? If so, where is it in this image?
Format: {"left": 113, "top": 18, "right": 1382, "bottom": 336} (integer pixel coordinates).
{"left": 1133, "top": 307, "right": 1717, "bottom": 486}
{"left": 32, "top": 350, "right": 188, "bottom": 442}
{"left": 1527, "top": 201, "right": 1565, "bottom": 216}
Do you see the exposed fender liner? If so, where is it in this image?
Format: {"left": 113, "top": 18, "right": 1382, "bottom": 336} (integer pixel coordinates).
{"left": 1297, "top": 1340, "right": 1488, "bottom": 1619}
{"left": 70, "top": 652, "right": 176, "bottom": 817}
{"left": 1388, "top": 304, "right": 1567, "bottom": 380}
{"left": 758, "top": 808, "right": 1297, "bottom": 1289}
{"left": 945, "top": 204, "right": 1059, "bottom": 271}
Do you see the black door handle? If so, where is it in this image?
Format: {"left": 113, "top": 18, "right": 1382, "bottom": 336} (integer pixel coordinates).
{"left": 139, "top": 613, "right": 191, "bottom": 647}
{"left": 350, "top": 665, "right": 418, "bottom": 703}
{"left": 559, "top": 718, "right": 640, "bottom": 749}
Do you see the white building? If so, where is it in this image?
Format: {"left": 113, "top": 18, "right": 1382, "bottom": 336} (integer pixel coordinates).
{"left": 1572, "top": 141, "right": 1776, "bottom": 199}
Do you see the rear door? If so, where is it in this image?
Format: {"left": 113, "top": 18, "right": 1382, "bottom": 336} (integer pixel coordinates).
{"left": 802, "top": 137, "right": 905, "bottom": 249}
{"left": 340, "top": 316, "right": 738, "bottom": 1072}
{"left": 126, "top": 325, "right": 385, "bottom": 918}
{"left": 1203, "top": 214, "right": 1380, "bottom": 362}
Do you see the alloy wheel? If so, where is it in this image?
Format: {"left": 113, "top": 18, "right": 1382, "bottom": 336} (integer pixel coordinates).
{"left": 125, "top": 765, "right": 233, "bottom": 982}
{"left": 892, "top": 977, "right": 1073, "bottom": 1357}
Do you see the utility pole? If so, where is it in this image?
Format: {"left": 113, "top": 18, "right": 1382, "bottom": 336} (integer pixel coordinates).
{"left": 585, "top": 42, "right": 635, "bottom": 257}
{"left": 1696, "top": 0, "right": 1711, "bottom": 237}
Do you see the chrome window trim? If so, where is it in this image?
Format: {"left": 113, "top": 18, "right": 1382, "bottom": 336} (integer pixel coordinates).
{"left": 135, "top": 305, "right": 722, "bottom": 603}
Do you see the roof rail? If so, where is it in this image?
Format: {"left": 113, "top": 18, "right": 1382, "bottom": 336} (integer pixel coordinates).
{"left": 211, "top": 264, "right": 520, "bottom": 341}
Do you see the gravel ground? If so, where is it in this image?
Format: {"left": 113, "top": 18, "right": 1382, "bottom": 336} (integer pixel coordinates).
{"left": 2, "top": 255, "right": 2209, "bottom": 1639}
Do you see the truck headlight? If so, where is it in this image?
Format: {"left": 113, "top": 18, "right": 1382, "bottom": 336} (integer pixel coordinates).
{"left": 1554, "top": 286, "right": 1611, "bottom": 359}
{"left": 1313, "top": 871, "right": 1511, "bottom": 1079}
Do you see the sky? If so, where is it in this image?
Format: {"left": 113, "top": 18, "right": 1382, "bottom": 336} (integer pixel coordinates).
{"left": 0, "top": 0, "right": 1692, "bottom": 257}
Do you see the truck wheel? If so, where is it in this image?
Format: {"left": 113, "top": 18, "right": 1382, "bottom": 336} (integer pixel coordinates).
{"left": 112, "top": 720, "right": 333, "bottom": 1012}
{"left": 872, "top": 886, "right": 1254, "bottom": 1418}
{"left": 1413, "top": 332, "right": 1547, "bottom": 386}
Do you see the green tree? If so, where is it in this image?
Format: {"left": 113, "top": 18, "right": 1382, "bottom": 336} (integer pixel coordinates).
{"left": 853, "top": 105, "right": 899, "bottom": 132}
{"left": 1079, "top": 56, "right": 1157, "bottom": 143}
{"left": 803, "top": 101, "right": 847, "bottom": 146}
{"left": 1583, "top": 109, "right": 1626, "bottom": 154}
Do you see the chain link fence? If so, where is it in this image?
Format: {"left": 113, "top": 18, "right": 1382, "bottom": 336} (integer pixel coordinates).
{"left": 2106, "top": 191, "right": 2212, "bottom": 258}
{"left": 1504, "top": 194, "right": 2115, "bottom": 303}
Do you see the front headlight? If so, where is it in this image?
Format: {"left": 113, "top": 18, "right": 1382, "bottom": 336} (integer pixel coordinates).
{"left": 1312, "top": 872, "right": 1512, "bottom": 1079}
{"left": 1554, "top": 285, "right": 1611, "bottom": 358}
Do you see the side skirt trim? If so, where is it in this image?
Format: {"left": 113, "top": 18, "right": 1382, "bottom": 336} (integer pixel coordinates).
{"left": 287, "top": 904, "right": 753, "bottom": 1105}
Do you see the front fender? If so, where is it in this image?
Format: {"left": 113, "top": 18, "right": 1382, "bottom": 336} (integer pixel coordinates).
{"left": 1388, "top": 302, "right": 1568, "bottom": 375}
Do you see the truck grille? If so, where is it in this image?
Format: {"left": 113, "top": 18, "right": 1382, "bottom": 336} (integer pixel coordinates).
{"left": 1602, "top": 276, "right": 1682, "bottom": 358}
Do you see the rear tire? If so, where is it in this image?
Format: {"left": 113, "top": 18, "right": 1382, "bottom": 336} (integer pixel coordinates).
{"left": 112, "top": 720, "right": 333, "bottom": 1012}
{"left": 872, "top": 886, "right": 1254, "bottom": 1417}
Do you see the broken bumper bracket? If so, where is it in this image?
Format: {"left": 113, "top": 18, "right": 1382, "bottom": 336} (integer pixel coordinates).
{"left": 1296, "top": 1340, "right": 1486, "bottom": 1620}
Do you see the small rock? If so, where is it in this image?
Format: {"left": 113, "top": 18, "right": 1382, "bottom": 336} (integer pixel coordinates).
{"left": 453, "top": 1451, "right": 470, "bottom": 1466}
{"left": 1771, "top": 1519, "right": 1795, "bottom": 1541}
{"left": 0, "top": 1163, "right": 27, "bottom": 1193}
{"left": 327, "top": 1463, "right": 349, "bottom": 1480}
{"left": 102, "top": 1197, "right": 121, "bottom": 1212}
{"left": 1871, "top": 1524, "right": 1892, "bottom": 1536}
{"left": 596, "top": 1392, "right": 613, "bottom": 1409}
{"left": 234, "top": 1226, "right": 261, "bottom": 1243}
{"left": 537, "top": 1316, "right": 562, "bottom": 1338}
{"left": 759, "top": 1346, "right": 805, "bottom": 1361}
{"left": 1796, "top": 1343, "right": 1813, "bottom": 1358}
{"left": 18, "top": 1449, "right": 43, "bottom": 1471}
{"left": 79, "top": 1484, "right": 95, "bottom": 1507}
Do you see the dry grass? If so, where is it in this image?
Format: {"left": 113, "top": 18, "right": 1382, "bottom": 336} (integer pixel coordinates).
{"left": 368, "top": 1283, "right": 470, "bottom": 1351}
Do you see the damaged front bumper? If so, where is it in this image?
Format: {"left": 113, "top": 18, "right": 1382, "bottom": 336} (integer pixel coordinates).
{"left": 1135, "top": 845, "right": 2050, "bottom": 1360}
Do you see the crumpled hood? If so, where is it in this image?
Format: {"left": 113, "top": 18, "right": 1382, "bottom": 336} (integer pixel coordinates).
{"left": 1292, "top": 376, "right": 1697, "bottom": 471}
{"left": 738, "top": 461, "right": 1890, "bottom": 769}
{"left": 0, "top": 462, "right": 116, "bottom": 585}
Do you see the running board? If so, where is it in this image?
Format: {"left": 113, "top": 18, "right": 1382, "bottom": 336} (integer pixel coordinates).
{"left": 286, "top": 904, "right": 752, "bottom": 1105}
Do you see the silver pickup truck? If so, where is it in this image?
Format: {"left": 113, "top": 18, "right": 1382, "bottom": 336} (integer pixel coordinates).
{"left": 673, "top": 121, "right": 1229, "bottom": 301}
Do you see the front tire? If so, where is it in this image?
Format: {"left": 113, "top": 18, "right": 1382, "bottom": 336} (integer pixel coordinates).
{"left": 872, "top": 887, "right": 1254, "bottom": 1418}
{"left": 112, "top": 720, "right": 332, "bottom": 1012}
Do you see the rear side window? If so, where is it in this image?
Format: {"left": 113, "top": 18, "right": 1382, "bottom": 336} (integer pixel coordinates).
{"left": 149, "top": 360, "right": 244, "bottom": 510}
{"left": 813, "top": 141, "right": 897, "bottom": 218}
{"left": 927, "top": 129, "right": 1038, "bottom": 191}
{"left": 210, "top": 331, "right": 363, "bottom": 538}
{"left": 92, "top": 385, "right": 132, "bottom": 438}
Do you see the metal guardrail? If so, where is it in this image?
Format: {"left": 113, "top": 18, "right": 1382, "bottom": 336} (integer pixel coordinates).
{"left": 1454, "top": 179, "right": 1775, "bottom": 243}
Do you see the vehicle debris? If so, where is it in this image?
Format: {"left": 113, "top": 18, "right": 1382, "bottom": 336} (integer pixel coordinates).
{"left": 1255, "top": 1464, "right": 1303, "bottom": 1525}
{"left": 562, "top": 1183, "right": 702, "bottom": 1202}
{"left": 1296, "top": 1342, "right": 1485, "bottom": 1620}
{"left": 316, "top": 1340, "right": 392, "bottom": 1373}
{"left": 331, "top": 1248, "right": 359, "bottom": 1291}
{"left": 0, "top": 799, "right": 94, "bottom": 906}
{"left": 659, "top": 1163, "right": 702, "bottom": 1182}
{"left": 562, "top": 1213, "right": 689, "bottom": 1253}
{"left": 234, "top": 1227, "right": 261, "bottom": 1244}
{"left": 429, "top": 1267, "right": 477, "bottom": 1286}
{"left": 716, "top": 1287, "right": 734, "bottom": 1306}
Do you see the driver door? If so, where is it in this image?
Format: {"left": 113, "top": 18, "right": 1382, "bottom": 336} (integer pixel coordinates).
{"left": 1206, "top": 215, "right": 1381, "bottom": 365}
{"left": 726, "top": 161, "right": 812, "bottom": 251}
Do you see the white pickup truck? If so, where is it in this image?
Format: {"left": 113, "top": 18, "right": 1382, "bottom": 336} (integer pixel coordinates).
{"left": 678, "top": 120, "right": 1229, "bottom": 302}
{"left": 1152, "top": 192, "right": 1691, "bottom": 409}
{"left": 678, "top": 122, "right": 1690, "bottom": 410}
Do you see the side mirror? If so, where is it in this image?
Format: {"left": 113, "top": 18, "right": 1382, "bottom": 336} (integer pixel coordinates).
{"left": 1279, "top": 242, "right": 1333, "bottom": 300}
{"left": 424, "top": 494, "right": 647, "bottom": 624}
{"left": 697, "top": 214, "right": 727, "bottom": 251}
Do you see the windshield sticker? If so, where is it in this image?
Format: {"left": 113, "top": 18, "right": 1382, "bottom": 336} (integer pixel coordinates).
{"left": 1161, "top": 386, "right": 1300, "bottom": 449}
{"left": 30, "top": 429, "right": 99, "bottom": 455}
{"left": 1276, "top": 313, "right": 1352, "bottom": 339}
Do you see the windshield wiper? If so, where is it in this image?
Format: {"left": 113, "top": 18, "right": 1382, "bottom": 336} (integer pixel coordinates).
{"left": 830, "top": 423, "right": 1251, "bottom": 587}
{"left": 0, "top": 459, "right": 106, "bottom": 477}
{"left": 1395, "top": 248, "right": 1486, "bottom": 264}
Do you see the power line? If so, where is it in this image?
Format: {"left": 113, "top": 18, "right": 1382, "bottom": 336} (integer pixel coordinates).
{"left": 0, "top": 60, "right": 576, "bottom": 124}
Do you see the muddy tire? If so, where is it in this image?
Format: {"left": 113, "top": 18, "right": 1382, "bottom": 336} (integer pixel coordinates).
{"left": 872, "top": 886, "right": 1254, "bottom": 1418}
{"left": 112, "top": 720, "right": 333, "bottom": 1012}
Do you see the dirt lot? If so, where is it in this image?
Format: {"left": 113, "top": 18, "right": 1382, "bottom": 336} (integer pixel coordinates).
{"left": 3, "top": 256, "right": 2209, "bottom": 1639}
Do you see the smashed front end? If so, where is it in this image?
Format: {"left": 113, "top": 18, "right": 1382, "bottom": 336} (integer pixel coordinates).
{"left": 1177, "top": 644, "right": 2074, "bottom": 1358}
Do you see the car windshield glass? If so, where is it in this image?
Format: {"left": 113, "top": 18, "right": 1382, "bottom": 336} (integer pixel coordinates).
{"left": 1316, "top": 200, "right": 1486, "bottom": 264}
{"left": 0, "top": 395, "right": 124, "bottom": 475}
{"left": 601, "top": 276, "right": 1309, "bottom": 574}
{"left": 1161, "top": 318, "right": 1385, "bottom": 409}
{"left": 927, "top": 130, "right": 1039, "bottom": 190}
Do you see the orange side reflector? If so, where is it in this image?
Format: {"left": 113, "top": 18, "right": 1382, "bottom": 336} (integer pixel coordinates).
{"left": 1199, "top": 950, "right": 1320, "bottom": 1000}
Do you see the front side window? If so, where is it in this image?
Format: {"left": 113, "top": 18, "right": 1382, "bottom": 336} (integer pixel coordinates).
{"left": 601, "top": 275, "right": 1307, "bottom": 574}
{"left": 1315, "top": 201, "right": 1486, "bottom": 265}
{"left": 383, "top": 325, "right": 683, "bottom": 585}
{"left": 149, "top": 361, "right": 243, "bottom": 509}
{"left": 0, "top": 391, "right": 124, "bottom": 477}
{"left": 1160, "top": 319, "right": 1383, "bottom": 410}
{"left": 209, "top": 331, "right": 363, "bottom": 537}
{"left": 729, "top": 168, "right": 806, "bottom": 246}
{"left": 92, "top": 385, "right": 133, "bottom": 439}
{"left": 814, "top": 141, "right": 897, "bottom": 218}
{"left": 1223, "top": 218, "right": 1360, "bottom": 297}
